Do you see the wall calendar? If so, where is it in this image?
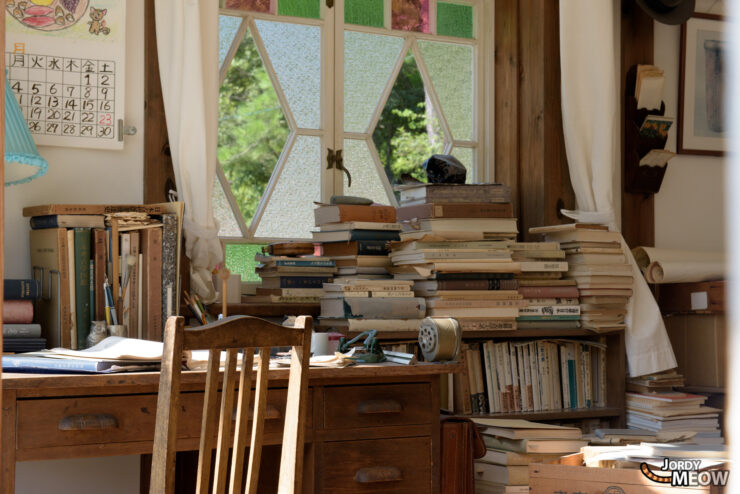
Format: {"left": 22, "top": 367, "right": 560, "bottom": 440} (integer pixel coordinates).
{"left": 5, "top": 0, "right": 126, "bottom": 149}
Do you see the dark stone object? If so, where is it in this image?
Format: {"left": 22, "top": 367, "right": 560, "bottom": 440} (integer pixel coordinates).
{"left": 423, "top": 154, "right": 467, "bottom": 184}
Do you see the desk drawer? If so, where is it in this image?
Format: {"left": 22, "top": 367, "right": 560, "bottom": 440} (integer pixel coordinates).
{"left": 16, "top": 388, "right": 297, "bottom": 450}
{"left": 323, "top": 383, "right": 431, "bottom": 429}
{"left": 320, "top": 437, "right": 431, "bottom": 493}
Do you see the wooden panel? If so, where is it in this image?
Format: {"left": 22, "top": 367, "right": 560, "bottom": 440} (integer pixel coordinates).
{"left": 320, "top": 437, "right": 432, "bottom": 494}
{"left": 620, "top": 0, "right": 655, "bottom": 248}
{"left": 323, "top": 383, "right": 432, "bottom": 430}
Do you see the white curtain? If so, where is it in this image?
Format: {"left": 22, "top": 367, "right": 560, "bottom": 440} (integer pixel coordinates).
{"left": 559, "top": 0, "right": 677, "bottom": 377}
{"left": 155, "top": 0, "right": 222, "bottom": 301}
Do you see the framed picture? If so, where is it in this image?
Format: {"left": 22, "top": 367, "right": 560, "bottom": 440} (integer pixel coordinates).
{"left": 679, "top": 13, "right": 726, "bottom": 156}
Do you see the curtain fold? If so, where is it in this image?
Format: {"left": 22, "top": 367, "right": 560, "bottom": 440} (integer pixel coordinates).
{"left": 155, "top": 0, "right": 222, "bottom": 301}
{"left": 559, "top": 0, "right": 677, "bottom": 377}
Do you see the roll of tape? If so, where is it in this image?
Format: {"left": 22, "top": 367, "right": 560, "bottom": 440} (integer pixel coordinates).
{"left": 418, "top": 317, "right": 461, "bottom": 362}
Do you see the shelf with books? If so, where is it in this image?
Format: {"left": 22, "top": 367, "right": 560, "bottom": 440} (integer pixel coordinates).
{"left": 471, "top": 406, "right": 623, "bottom": 422}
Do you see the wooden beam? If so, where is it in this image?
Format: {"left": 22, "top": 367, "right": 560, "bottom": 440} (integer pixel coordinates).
{"left": 620, "top": 0, "right": 655, "bottom": 248}
{"left": 0, "top": 4, "right": 5, "bottom": 454}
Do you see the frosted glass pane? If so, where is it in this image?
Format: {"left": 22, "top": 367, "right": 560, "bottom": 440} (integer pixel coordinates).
{"left": 451, "top": 147, "right": 475, "bottom": 184}
{"left": 392, "top": 0, "right": 429, "bottom": 33}
{"left": 256, "top": 20, "right": 321, "bottom": 129}
{"left": 345, "top": 0, "right": 384, "bottom": 27}
{"left": 419, "top": 40, "right": 473, "bottom": 140}
{"left": 255, "top": 136, "right": 321, "bottom": 239}
{"left": 213, "top": 176, "right": 243, "bottom": 237}
{"left": 437, "top": 2, "right": 473, "bottom": 39}
{"left": 224, "top": 0, "right": 273, "bottom": 14}
{"left": 343, "top": 139, "right": 392, "bottom": 205}
{"left": 219, "top": 16, "right": 243, "bottom": 69}
{"left": 344, "top": 31, "right": 405, "bottom": 133}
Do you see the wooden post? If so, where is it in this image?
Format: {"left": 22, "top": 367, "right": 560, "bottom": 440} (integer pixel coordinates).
{"left": 218, "top": 267, "right": 231, "bottom": 317}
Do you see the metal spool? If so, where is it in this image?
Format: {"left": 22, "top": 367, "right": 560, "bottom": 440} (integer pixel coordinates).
{"left": 418, "top": 317, "right": 461, "bottom": 362}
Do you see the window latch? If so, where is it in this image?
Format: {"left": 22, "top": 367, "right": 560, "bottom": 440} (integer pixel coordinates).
{"left": 326, "top": 0, "right": 334, "bottom": 8}
{"left": 326, "top": 148, "right": 352, "bottom": 188}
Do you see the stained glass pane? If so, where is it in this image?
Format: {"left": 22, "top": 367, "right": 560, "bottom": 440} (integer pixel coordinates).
{"left": 278, "top": 0, "right": 321, "bottom": 19}
{"left": 392, "top": 0, "right": 429, "bottom": 33}
{"left": 345, "top": 0, "right": 385, "bottom": 28}
{"left": 224, "top": 0, "right": 273, "bottom": 14}
{"left": 256, "top": 20, "right": 321, "bottom": 129}
{"left": 451, "top": 146, "right": 475, "bottom": 183}
{"left": 437, "top": 2, "right": 473, "bottom": 39}
{"left": 255, "top": 136, "right": 321, "bottom": 239}
{"left": 218, "top": 27, "right": 290, "bottom": 227}
{"left": 219, "top": 15, "right": 243, "bottom": 69}
{"left": 225, "top": 243, "right": 265, "bottom": 282}
{"left": 213, "top": 175, "right": 243, "bottom": 237}
{"left": 418, "top": 40, "right": 473, "bottom": 140}
{"left": 344, "top": 31, "right": 405, "bottom": 133}
{"left": 372, "top": 51, "right": 445, "bottom": 185}
{"left": 343, "top": 139, "right": 392, "bottom": 204}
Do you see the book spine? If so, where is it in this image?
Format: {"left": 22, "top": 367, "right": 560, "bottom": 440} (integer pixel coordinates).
{"left": 29, "top": 215, "right": 60, "bottom": 229}
{"left": 464, "top": 347, "right": 479, "bottom": 413}
{"left": 583, "top": 344, "right": 593, "bottom": 408}
{"left": 454, "top": 345, "right": 473, "bottom": 414}
{"left": 537, "top": 341, "right": 550, "bottom": 410}
{"left": 521, "top": 345, "right": 534, "bottom": 411}
{"left": 272, "top": 259, "right": 335, "bottom": 267}
{"left": 1, "top": 355, "right": 103, "bottom": 372}
{"left": 396, "top": 202, "right": 513, "bottom": 221}
{"left": 509, "top": 343, "right": 521, "bottom": 412}
{"left": 23, "top": 204, "right": 169, "bottom": 217}
{"left": 93, "top": 229, "right": 106, "bottom": 321}
{"left": 457, "top": 319, "right": 516, "bottom": 331}
{"left": 518, "top": 305, "right": 581, "bottom": 316}
{"left": 524, "top": 297, "right": 579, "bottom": 305}
{"left": 3, "top": 300, "right": 34, "bottom": 324}
{"left": 89, "top": 259, "right": 95, "bottom": 326}
{"left": 529, "top": 342, "right": 541, "bottom": 412}
{"left": 346, "top": 230, "right": 400, "bottom": 241}
{"left": 161, "top": 214, "right": 177, "bottom": 331}
{"left": 424, "top": 188, "right": 510, "bottom": 203}
{"left": 518, "top": 286, "right": 580, "bottom": 298}
{"left": 472, "top": 345, "right": 488, "bottom": 413}
{"left": 482, "top": 341, "right": 497, "bottom": 413}
{"left": 279, "top": 277, "right": 332, "bottom": 289}
{"left": 3, "top": 323, "right": 42, "bottom": 337}
{"left": 4, "top": 279, "right": 42, "bottom": 300}
{"left": 129, "top": 232, "right": 140, "bottom": 340}
{"left": 142, "top": 228, "right": 163, "bottom": 341}
{"left": 74, "top": 228, "right": 92, "bottom": 349}
{"left": 436, "top": 279, "right": 519, "bottom": 290}
{"left": 549, "top": 342, "right": 562, "bottom": 410}
{"left": 342, "top": 297, "right": 426, "bottom": 319}
{"left": 598, "top": 337, "right": 607, "bottom": 407}
{"left": 59, "top": 229, "right": 71, "bottom": 349}
{"left": 516, "top": 315, "right": 580, "bottom": 321}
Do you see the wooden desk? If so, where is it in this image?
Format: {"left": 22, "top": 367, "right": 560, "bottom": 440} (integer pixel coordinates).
{"left": 2, "top": 363, "right": 454, "bottom": 493}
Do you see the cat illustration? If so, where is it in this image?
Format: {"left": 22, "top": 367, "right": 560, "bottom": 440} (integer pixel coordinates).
{"left": 88, "top": 7, "right": 109, "bottom": 35}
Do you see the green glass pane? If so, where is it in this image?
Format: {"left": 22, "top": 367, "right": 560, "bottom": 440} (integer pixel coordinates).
{"left": 345, "top": 0, "right": 384, "bottom": 28}
{"left": 372, "top": 51, "right": 445, "bottom": 186}
{"left": 418, "top": 40, "right": 473, "bottom": 140}
{"left": 343, "top": 139, "right": 392, "bottom": 205}
{"left": 451, "top": 146, "right": 474, "bottom": 183}
{"left": 344, "top": 31, "right": 405, "bottom": 133}
{"left": 225, "top": 244, "right": 265, "bottom": 282}
{"left": 219, "top": 15, "right": 243, "bottom": 70}
{"left": 218, "top": 27, "right": 290, "bottom": 227}
{"left": 436, "top": 2, "right": 473, "bottom": 39}
{"left": 278, "top": 0, "right": 321, "bottom": 19}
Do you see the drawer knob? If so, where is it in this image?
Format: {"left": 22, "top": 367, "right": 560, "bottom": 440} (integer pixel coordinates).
{"left": 357, "top": 399, "right": 402, "bottom": 415}
{"left": 354, "top": 466, "right": 402, "bottom": 483}
{"left": 59, "top": 414, "right": 118, "bottom": 431}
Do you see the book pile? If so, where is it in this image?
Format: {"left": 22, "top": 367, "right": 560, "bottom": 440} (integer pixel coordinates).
{"left": 471, "top": 418, "right": 587, "bottom": 493}
{"left": 530, "top": 224, "right": 631, "bottom": 332}
{"left": 3, "top": 279, "right": 45, "bottom": 353}
{"left": 252, "top": 242, "right": 335, "bottom": 304}
{"left": 452, "top": 338, "right": 608, "bottom": 415}
{"left": 26, "top": 203, "right": 183, "bottom": 348}
{"left": 626, "top": 371, "right": 723, "bottom": 445}
{"left": 313, "top": 201, "right": 399, "bottom": 283}
{"left": 391, "top": 183, "right": 522, "bottom": 332}
{"left": 510, "top": 242, "right": 578, "bottom": 330}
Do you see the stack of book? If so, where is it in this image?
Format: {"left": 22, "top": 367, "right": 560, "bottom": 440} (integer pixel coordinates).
{"left": 317, "top": 279, "right": 426, "bottom": 333}
{"left": 530, "top": 224, "right": 631, "bottom": 332}
{"left": 26, "top": 203, "right": 183, "bottom": 348}
{"left": 313, "top": 202, "right": 399, "bottom": 283}
{"left": 510, "top": 242, "right": 578, "bottom": 329}
{"left": 3, "top": 279, "right": 45, "bottom": 353}
{"left": 391, "top": 183, "right": 522, "bottom": 332}
{"left": 252, "top": 242, "right": 335, "bottom": 304}
{"left": 471, "top": 418, "right": 587, "bottom": 493}
{"left": 457, "top": 338, "right": 608, "bottom": 415}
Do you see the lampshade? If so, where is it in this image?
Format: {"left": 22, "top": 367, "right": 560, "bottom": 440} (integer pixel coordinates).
{"left": 4, "top": 78, "right": 48, "bottom": 186}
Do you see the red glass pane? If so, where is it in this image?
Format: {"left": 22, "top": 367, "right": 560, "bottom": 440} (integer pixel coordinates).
{"left": 224, "top": 0, "right": 274, "bottom": 14}
{"left": 392, "top": 0, "right": 429, "bottom": 33}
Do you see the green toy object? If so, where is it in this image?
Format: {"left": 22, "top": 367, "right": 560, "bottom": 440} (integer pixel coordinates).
{"left": 337, "top": 330, "right": 386, "bottom": 363}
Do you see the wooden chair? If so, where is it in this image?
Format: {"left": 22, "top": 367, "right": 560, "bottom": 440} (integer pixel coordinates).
{"left": 149, "top": 314, "right": 312, "bottom": 494}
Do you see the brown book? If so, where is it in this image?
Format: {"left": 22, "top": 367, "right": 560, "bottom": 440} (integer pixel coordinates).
{"left": 440, "top": 417, "right": 486, "bottom": 494}
{"left": 397, "top": 202, "right": 513, "bottom": 221}
{"left": 518, "top": 286, "right": 580, "bottom": 298}
{"left": 29, "top": 228, "right": 72, "bottom": 348}
{"left": 141, "top": 228, "right": 163, "bottom": 341}
{"left": 314, "top": 203, "right": 396, "bottom": 225}
{"left": 23, "top": 203, "right": 171, "bottom": 217}
{"left": 321, "top": 240, "right": 389, "bottom": 257}
{"left": 436, "top": 279, "right": 519, "bottom": 291}
{"left": 454, "top": 345, "right": 473, "bottom": 414}
{"left": 265, "top": 242, "right": 314, "bottom": 256}
{"left": 128, "top": 232, "right": 140, "bottom": 339}
{"left": 93, "top": 229, "right": 106, "bottom": 321}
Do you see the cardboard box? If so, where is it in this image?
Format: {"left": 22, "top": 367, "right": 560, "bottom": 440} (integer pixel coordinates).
{"left": 530, "top": 453, "right": 721, "bottom": 493}
{"left": 665, "top": 314, "right": 726, "bottom": 389}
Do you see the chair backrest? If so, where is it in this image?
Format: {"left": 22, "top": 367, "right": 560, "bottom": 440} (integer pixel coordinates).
{"left": 149, "top": 315, "right": 312, "bottom": 494}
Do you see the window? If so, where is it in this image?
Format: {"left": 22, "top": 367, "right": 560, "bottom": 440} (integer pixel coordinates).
{"left": 216, "top": 0, "right": 491, "bottom": 280}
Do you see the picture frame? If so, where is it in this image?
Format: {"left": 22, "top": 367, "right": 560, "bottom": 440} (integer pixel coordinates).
{"left": 678, "top": 13, "right": 727, "bottom": 156}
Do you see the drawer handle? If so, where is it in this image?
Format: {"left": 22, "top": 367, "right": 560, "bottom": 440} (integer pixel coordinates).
{"left": 357, "top": 399, "right": 402, "bottom": 415}
{"left": 354, "top": 466, "right": 402, "bottom": 484}
{"left": 59, "top": 414, "right": 118, "bottom": 431}
{"left": 232, "top": 404, "right": 281, "bottom": 421}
